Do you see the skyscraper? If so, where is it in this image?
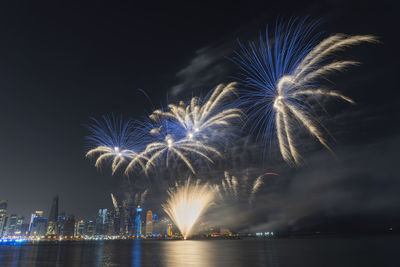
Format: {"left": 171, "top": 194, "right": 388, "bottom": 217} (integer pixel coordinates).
{"left": 167, "top": 224, "right": 173, "bottom": 237}
{"left": 0, "top": 200, "right": 7, "bottom": 214}
{"left": 5, "top": 214, "right": 17, "bottom": 236}
{"left": 134, "top": 205, "right": 142, "bottom": 237}
{"left": 145, "top": 210, "right": 153, "bottom": 235}
{"left": 63, "top": 215, "right": 75, "bottom": 238}
{"left": 7, "top": 215, "right": 24, "bottom": 237}
{"left": 111, "top": 194, "right": 121, "bottom": 235}
{"left": 152, "top": 213, "right": 158, "bottom": 235}
{"left": 75, "top": 220, "right": 85, "bottom": 237}
{"left": 29, "top": 211, "right": 43, "bottom": 234}
{"left": 30, "top": 217, "right": 48, "bottom": 238}
{"left": 95, "top": 208, "right": 108, "bottom": 236}
{"left": 0, "top": 200, "right": 8, "bottom": 237}
{"left": 46, "top": 195, "right": 59, "bottom": 236}
{"left": 85, "top": 220, "right": 95, "bottom": 237}
{"left": 57, "top": 213, "right": 66, "bottom": 236}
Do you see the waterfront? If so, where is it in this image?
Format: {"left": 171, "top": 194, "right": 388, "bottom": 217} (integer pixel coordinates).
{"left": 0, "top": 235, "right": 398, "bottom": 266}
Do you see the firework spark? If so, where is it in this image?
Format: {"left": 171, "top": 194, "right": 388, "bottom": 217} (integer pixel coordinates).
{"left": 215, "top": 171, "right": 275, "bottom": 204}
{"left": 142, "top": 134, "right": 220, "bottom": 174}
{"left": 150, "top": 82, "right": 242, "bottom": 141}
{"left": 232, "top": 18, "right": 377, "bottom": 165}
{"left": 162, "top": 179, "right": 215, "bottom": 239}
{"left": 85, "top": 115, "right": 148, "bottom": 174}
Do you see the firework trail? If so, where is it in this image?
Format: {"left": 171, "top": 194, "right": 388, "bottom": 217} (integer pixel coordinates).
{"left": 249, "top": 175, "right": 264, "bottom": 204}
{"left": 111, "top": 193, "right": 119, "bottom": 211}
{"left": 85, "top": 115, "right": 148, "bottom": 174}
{"left": 217, "top": 171, "right": 276, "bottom": 204}
{"left": 140, "top": 189, "right": 148, "bottom": 204}
{"left": 162, "top": 178, "right": 215, "bottom": 239}
{"left": 150, "top": 82, "right": 242, "bottom": 141}
{"left": 232, "top": 18, "right": 377, "bottom": 165}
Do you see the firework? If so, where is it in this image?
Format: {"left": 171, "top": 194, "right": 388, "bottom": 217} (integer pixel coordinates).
{"left": 232, "top": 18, "right": 377, "bottom": 165}
{"left": 216, "top": 170, "right": 276, "bottom": 204}
{"left": 142, "top": 134, "right": 220, "bottom": 174}
{"left": 138, "top": 113, "right": 221, "bottom": 174}
{"left": 85, "top": 115, "right": 148, "bottom": 174}
{"left": 162, "top": 179, "right": 215, "bottom": 239}
{"left": 150, "top": 82, "right": 242, "bottom": 141}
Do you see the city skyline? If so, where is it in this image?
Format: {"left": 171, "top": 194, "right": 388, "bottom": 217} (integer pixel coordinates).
{"left": 0, "top": 195, "right": 174, "bottom": 240}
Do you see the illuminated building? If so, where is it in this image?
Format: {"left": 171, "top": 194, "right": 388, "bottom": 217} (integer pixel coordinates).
{"left": 220, "top": 227, "right": 232, "bottom": 236}
{"left": 75, "top": 220, "right": 85, "bottom": 236}
{"left": 14, "top": 216, "right": 26, "bottom": 237}
{"left": 57, "top": 213, "right": 66, "bottom": 236}
{"left": 46, "top": 195, "right": 59, "bottom": 236}
{"left": 145, "top": 210, "right": 153, "bottom": 235}
{"left": 63, "top": 215, "right": 75, "bottom": 238}
{"left": 95, "top": 208, "right": 108, "bottom": 236}
{"left": 120, "top": 200, "right": 132, "bottom": 235}
{"left": 128, "top": 205, "right": 137, "bottom": 236}
{"left": 152, "top": 213, "right": 158, "bottom": 235}
{"left": 5, "top": 214, "right": 18, "bottom": 236}
{"left": 0, "top": 200, "right": 8, "bottom": 237}
{"left": 134, "top": 205, "right": 142, "bottom": 236}
{"left": 30, "top": 217, "right": 48, "bottom": 237}
{"left": 110, "top": 193, "right": 121, "bottom": 235}
{"left": 167, "top": 224, "right": 173, "bottom": 236}
{"left": 85, "top": 220, "right": 95, "bottom": 237}
{"left": 29, "top": 211, "right": 43, "bottom": 234}
{"left": 0, "top": 200, "right": 7, "bottom": 214}
{"left": 106, "top": 210, "right": 114, "bottom": 236}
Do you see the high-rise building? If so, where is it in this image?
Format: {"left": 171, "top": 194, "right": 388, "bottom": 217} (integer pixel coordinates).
{"left": 57, "top": 213, "right": 66, "bottom": 236}
{"left": 29, "top": 211, "right": 43, "bottom": 234}
{"left": 46, "top": 195, "right": 59, "bottom": 236}
{"left": 95, "top": 208, "right": 108, "bottom": 236}
{"left": 13, "top": 216, "right": 25, "bottom": 237}
{"left": 0, "top": 200, "right": 7, "bottom": 214}
{"left": 0, "top": 200, "right": 8, "bottom": 237}
{"left": 85, "top": 220, "right": 95, "bottom": 237}
{"left": 30, "top": 217, "right": 48, "bottom": 238}
{"left": 167, "top": 224, "right": 173, "bottom": 236}
{"left": 145, "top": 210, "right": 153, "bottom": 235}
{"left": 63, "top": 215, "right": 75, "bottom": 238}
{"left": 152, "top": 213, "right": 158, "bottom": 235}
{"left": 110, "top": 194, "right": 121, "bottom": 235}
{"left": 128, "top": 205, "right": 137, "bottom": 236}
{"left": 106, "top": 210, "right": 114, "bottom": 236}
{"left": 5, "top": 214, "right": 16, "bottom": 236}
{"left": 5, "top": 214, "right": 18, "bottom": 236}
{"left": 75, "top": 220, "right": 85, "bottom": 236}
{"left": 134, "top": 205, "right": 142, "bottom": 237}
{"left": 120, "top": 200, "right": 130, "bottom": 235}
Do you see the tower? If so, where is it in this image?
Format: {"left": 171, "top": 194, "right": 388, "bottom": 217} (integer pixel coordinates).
{"left": 152, "top": 213, "right": 158, "bottom": 235}
{"left": 0, "top": 200, "right": 8, "bottom": 237}
{"left": 29, "top": 211, "right": 43, "bottom": 234}
{"left": 134, "top": 205, "right": 142, "bottom": 237}
{"left": 167, "top": 224, "right": 173, "bottom": 236}
{"left": 95, "top": 208, "right": 108, "bottom": 236}
{"left": 145, "top": 210, "right": 153, "bottom": 235}
{"left": 46, "top": 195, "right": 59, "bottom": 236}
{"left": 63, "top": 215, "right": 75, "bottom": 238}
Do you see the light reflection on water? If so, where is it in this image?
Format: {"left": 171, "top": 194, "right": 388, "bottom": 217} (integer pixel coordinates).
{"left": 0, "top": 236, "right": 398, "bottom": 266}
{"left": 163, "top": 241, "right": 213, "bottom": 267}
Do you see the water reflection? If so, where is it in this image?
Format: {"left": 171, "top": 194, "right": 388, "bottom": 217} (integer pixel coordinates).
{"left": 0, "top": 236, "right": 398, "bottom": 266}
{"left": 132, "top": 240, "right": 141, "bottom": 267}
{"left": 163, "top": 241, "right": 213, "bottom": 267}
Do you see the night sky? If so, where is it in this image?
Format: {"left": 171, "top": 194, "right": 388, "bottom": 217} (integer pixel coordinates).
{"left": 0, "top": 1, "right": 398, "bottom": 232}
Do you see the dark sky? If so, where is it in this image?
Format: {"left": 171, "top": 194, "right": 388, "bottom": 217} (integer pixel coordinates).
{"left": 0, "top": 1, "right": 398, "bottom": 231}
